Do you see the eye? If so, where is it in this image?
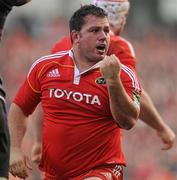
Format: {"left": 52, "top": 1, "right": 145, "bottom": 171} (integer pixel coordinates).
{"left": 104, "top": 28, "right": 110, "bottom": 34}
{"left": 91, "top": 29, "right": 99, "bottom": 33}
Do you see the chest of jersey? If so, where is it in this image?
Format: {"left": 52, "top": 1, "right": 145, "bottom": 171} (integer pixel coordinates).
{"left": 39, "top": 58, "right": 112, "bottom": 120}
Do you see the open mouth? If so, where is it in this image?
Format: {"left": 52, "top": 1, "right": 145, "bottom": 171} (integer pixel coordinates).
{"left": 96, "top": 44, "right": 106, "bottom": 54}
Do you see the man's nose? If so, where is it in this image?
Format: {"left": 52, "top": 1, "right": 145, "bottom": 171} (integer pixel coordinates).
{"left": 99, "top": 31, "right": 107, "bottom": 40}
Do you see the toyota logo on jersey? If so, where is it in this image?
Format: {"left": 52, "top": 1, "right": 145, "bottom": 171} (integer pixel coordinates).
{"left": 49, "top": 88, "right": 101, "bottom": 106}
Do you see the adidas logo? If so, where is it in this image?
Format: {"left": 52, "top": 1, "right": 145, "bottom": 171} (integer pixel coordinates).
{"left": 47, "top": 68, "right": 60, "bottom": 77}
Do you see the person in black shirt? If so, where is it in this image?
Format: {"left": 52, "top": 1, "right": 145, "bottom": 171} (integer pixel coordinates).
{"left": 0, "top": 0, "right": 31, "bottom": 179}
{"left": 0, "top": 78, "right": 9, "bottom": 180}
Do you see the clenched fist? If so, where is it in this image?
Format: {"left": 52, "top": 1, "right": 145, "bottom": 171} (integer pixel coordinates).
{"left": 100, "top": 54, "right": 121, "bottom": 83}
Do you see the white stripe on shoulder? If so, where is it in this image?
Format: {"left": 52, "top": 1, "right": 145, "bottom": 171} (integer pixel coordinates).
{"left": 28, "top": 51, "right": 69, "bottom": 76}
{"left": 54, "top": 50, "right": 69, "bottom": 55}
{"left": 121, "top": 64, "right": 140, "bottom": 91}
{"left": 119, "top": 37, "right": 136, "bottom": 58}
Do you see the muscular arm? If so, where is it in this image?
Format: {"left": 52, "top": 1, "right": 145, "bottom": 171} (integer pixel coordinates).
{"left": 140, "top": 89, "right": 176, "bottom": 150}
{"left": 8, "top": 103, "right": 31, "bottom": 179}
{"left": 8, "top": 103, "right": 27, "bottom": 148}
{"left": 107, "top": 77, "right": 139, "bottom": 129}
{"left": 100, "top": 55, "right": 139, "bottom": 130}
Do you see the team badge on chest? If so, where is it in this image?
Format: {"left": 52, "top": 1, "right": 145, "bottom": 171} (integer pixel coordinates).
{"left": 95, "top": 77, "right": 106, "bottom": 85}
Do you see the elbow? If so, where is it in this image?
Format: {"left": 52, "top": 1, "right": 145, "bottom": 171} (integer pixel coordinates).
{"left": 122, "top": 118, "right": 137, "bottom": 130}
{"left": 116, "top": 115, "right": 138, "bottom": 130}
{"left": 123, "top": 107, "right": 140, "bottom": 130}
{"left": 113, "top": 106, "right": 140, "bottom": 130}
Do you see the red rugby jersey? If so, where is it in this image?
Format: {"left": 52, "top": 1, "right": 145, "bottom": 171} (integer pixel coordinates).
{"left": 14, "top": 50, "right": 141, "bottom": 179}
{"left": 52, "top": 35, "right": 136, "bottom": 69}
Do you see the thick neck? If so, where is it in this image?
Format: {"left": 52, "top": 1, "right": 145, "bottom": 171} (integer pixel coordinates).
{"left": 72, "top": 48, "right": 97, "bottom": 73}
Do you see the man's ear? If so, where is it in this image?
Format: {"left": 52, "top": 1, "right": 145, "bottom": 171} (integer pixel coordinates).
{"left": 71, "top": 30, "right": 80, "bottom": 44}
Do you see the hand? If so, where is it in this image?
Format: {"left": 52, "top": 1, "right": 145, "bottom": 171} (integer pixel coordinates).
{"left": 31, "top": 142, "right": 42, "bottom": 164}
{"left": 100, "top": 54, "right": 121, "bottom": 83}
{"left": 9, "top": 147, "right": 32, "bottom": 179}
{"left": 157, "top": 125, "right": 176, "bottom": 150}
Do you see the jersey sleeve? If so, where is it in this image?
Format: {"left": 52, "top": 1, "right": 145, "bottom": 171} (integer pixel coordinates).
{"left": 120, "top": 64, "right": 141, "bottom": 108}
{"left": 13, "top": 61, "right": 42, "bottom": 116}
{"left": 52, "top": 36, "right": 72, "bottom": 53}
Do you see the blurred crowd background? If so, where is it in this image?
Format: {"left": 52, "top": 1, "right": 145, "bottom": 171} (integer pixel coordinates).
{"left": 0, "top": 0, "right": 177, "bottom": 179}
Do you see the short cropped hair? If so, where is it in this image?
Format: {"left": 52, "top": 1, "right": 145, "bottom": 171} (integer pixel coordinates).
{"left": 69, "top": 4, "right": 107, "bottom": 32}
